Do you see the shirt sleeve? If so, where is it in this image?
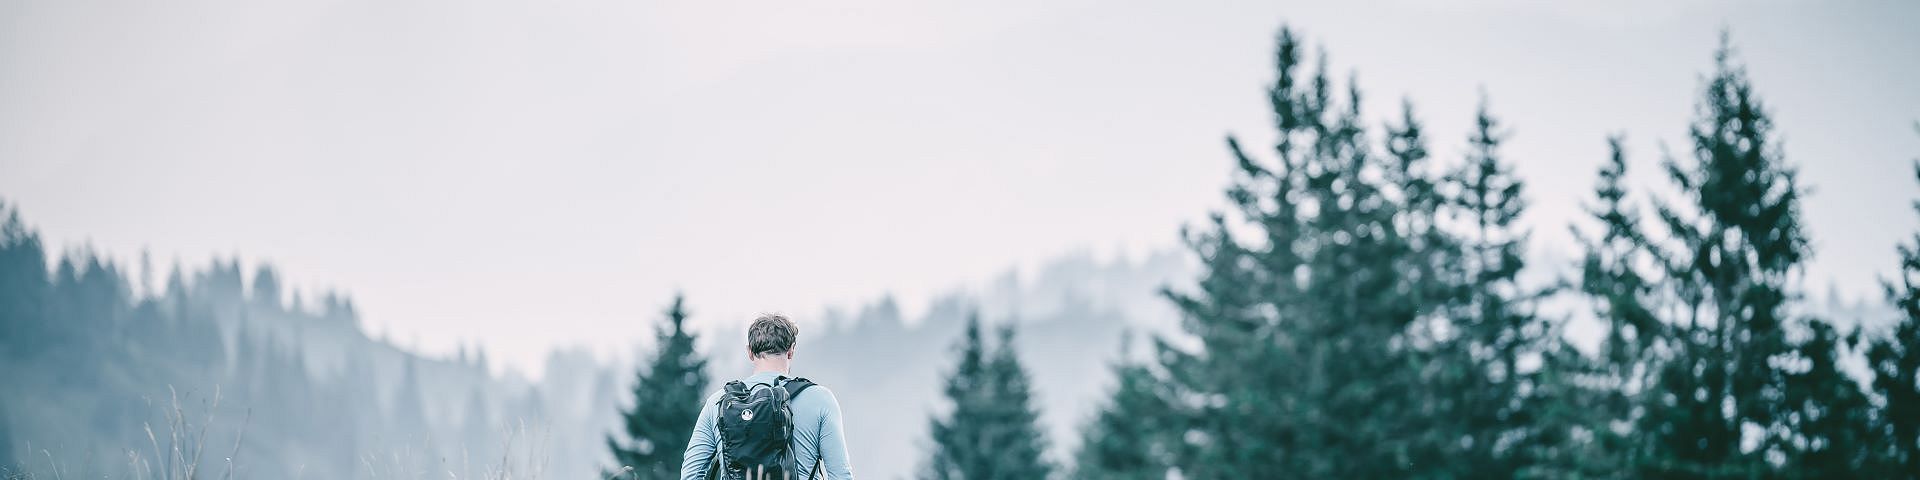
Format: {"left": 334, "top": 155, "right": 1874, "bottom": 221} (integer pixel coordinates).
{"left": 814, "top": 388, "right": 854, "bottom": 480}
{"left": 680, "top": 391, "right": 722, "bottom": 480}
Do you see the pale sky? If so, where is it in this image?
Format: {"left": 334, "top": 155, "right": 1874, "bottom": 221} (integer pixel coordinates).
{"left": 2, "top": 0, "right": 1916, "bottom": 376}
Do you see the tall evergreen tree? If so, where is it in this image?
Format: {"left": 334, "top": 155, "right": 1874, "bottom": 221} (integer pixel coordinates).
{"left": 1563, "top": 135, "right": 1663, "bottom": 477}
{"left": 1072, "top": 333, "right": 1170, "bottom": 480}
{"left": 1438, "top": 97, "right": 1590, "bottom": 477}
{"left": 606, "top": 294, "right": 710, "bottom": 479}
{"left": 1780, "top": 320, "right": 1875, "bottom": 476}
{"left": 1144, "top": 26, "right": 1465, "bottom": 478}
{"left": 1436, "top": 96, "right": 1525, "bottom": 476}
{"left": 1866, "top": 139, "right": 1920, "bottom": 479}
{"left": 1383, "top": 100, "right": 1461, "bottom": 323}
{"left": 925, "top": 314, "right": 1052, "bottom": 480}
{"left": 0, "top": 200, "right": 49, "bottom": 362}
{"left": 1576, "top": 135, "right": 1662, "bottom": 389}
{"left": 1635, "top": 35, "right": 1869, "bottom": 477}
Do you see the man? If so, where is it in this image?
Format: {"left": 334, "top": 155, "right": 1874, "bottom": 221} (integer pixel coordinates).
{"left": 681, "top": 313, "right": 854, "bottom": 480}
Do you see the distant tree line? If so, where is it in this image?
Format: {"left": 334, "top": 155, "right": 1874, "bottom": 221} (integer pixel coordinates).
{"left": 0, "top": 208, "right": 586, "bottom": 478}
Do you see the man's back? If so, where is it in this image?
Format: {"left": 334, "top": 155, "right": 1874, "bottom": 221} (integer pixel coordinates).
{"left": 680, "top": 371, "right": 854, "bottom": 480}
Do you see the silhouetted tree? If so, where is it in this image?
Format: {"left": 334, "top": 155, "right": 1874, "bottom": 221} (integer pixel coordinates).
{"left": 606, "top": 294, "right": 710, "bottom": 479}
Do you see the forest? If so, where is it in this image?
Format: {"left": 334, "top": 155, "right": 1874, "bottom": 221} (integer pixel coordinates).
{"left": 5, "top": 24, "right": 1920, "bottom": 480}
{"left": 592, "top": 27, "right": 1920, "bottom": 479}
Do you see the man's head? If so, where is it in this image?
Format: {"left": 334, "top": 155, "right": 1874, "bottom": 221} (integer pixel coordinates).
{"left": 747, "top": 313, "right": 799, "bottom": 361}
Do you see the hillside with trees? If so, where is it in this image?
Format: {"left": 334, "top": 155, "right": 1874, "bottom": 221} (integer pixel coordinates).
{"left": 0, "top": 201, "right": 623, "bottom": 479}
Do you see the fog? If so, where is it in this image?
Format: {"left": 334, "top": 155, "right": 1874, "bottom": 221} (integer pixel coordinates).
{"left": 3, "top": 0, "right": 1918, "bottom": 478}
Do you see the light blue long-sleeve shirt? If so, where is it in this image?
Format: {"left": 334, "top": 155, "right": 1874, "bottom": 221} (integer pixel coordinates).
{"left": 680, "top": 371, "right": 854, "bottom": 480}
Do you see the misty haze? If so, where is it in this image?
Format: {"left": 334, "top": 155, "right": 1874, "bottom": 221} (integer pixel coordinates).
{"left": 3, "top": 1, "right": 1919, "bottom": 479}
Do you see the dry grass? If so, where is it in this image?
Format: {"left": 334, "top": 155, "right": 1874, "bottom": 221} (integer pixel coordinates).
{"left": 6, "top": 386, "right": 556, "bottom": 480}
{"left": 358, "top": 421, "right": 552, "bottom": 480}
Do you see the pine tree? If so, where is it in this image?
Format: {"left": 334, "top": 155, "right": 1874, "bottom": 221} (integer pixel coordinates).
{"left": 1564, "top": 135, "right": 1661, "bottom": 477}
{"left": 606, "top": 294, "right": 710, "bottom": 479}
{"left": 1142, "top": 26, "right": 1471, "bottom": 478}
{"left": 1152, "top": 27, "right": 1319, "bottom": 474}
{"left": 1635, "top": 34, "right": 1867, "bottom": 477}
{"left": 1866, "top": 140, "right": 1920, "bottom": 479}
{"left": 1780, "top": 320, "right": 1875, "bottom": 476}
{"left": 927, "top": 314, "right": 989, "bottom": 479}
{"left": 1440, "top": 96, "right": 1591, "bottom": 477}
{"left": 1072, "top": 333, "right": 1170, "bottom": 480}
{"left": 924, "top": 314, "right": 1052, "bottom": 480}
{"left": 1577, "top": 135, "right": 1661, "bottom": 388}
{"left": 0, "top": 200, "right": 49, "bottom": 361}
{"left": 1436, "top": 96, "right": 1525, "bottom": 476}
{"left": 1383, "top": 100, "right": 1460, "bottom": 322}
{"left": 1381, "top": 98, "right": 1488, "bottom": 479}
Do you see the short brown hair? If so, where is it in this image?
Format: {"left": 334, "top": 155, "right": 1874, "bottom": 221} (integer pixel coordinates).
{"left": 747, "top": 313, "right": 798, "bottom": 357}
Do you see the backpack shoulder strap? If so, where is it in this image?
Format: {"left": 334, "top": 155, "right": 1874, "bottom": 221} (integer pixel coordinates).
{"left": 779, "top": 377, "right": 817, "bottom": 400}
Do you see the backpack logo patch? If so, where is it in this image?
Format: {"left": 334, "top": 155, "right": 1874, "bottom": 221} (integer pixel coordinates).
{"left": 740, "top": 409, "right": 754, "bottom": 421}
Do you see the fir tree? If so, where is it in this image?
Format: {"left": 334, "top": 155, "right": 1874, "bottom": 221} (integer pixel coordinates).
{"left": 927, "top": 314, "right": 988, "bottom": 479}
{"left": 606, "top": 294, "right": 710, "bottom": 479}
{"left": 1151, "top": 26, "right": 1321, "bottom": 474}
{"left": 925, "top": 314, "right": 1052, "bottom": 480}
{"left": 1437, "top": 96, "right": 1524, "bottom": 476}
{"left": 1635, "top": 34, "right": 1867, "bottom": 477}
{"left": 1439, "top": 96, "right": 1587, "bottom": 477}
{"left": 1780, "top": 321, "right": 1875, "bottom": 476}
{"left": 1072, "top": 333, "right": 1170, "bottom": 480}
{"left": 1149, "top": 26, "right": 1457, "bottom": 478}
{"left": 1383, "top": 100, "right": 1460, "bottom": 321}
{"left": 1866, "top": 141, "right": 1920, "bottom": 479}
{"left": 0, "top": 200, "right": 49, "bottom": 361}
{"left": 1563, "top": 135, "right": 1662, "bottom": 477}
{"left": 1576, "top": 135, "right": 1662, "bottom": 388}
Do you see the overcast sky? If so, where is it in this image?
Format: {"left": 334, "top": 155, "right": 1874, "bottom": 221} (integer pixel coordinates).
{"left": 2, "top": 0, "right": 1916, "bottom": 375}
